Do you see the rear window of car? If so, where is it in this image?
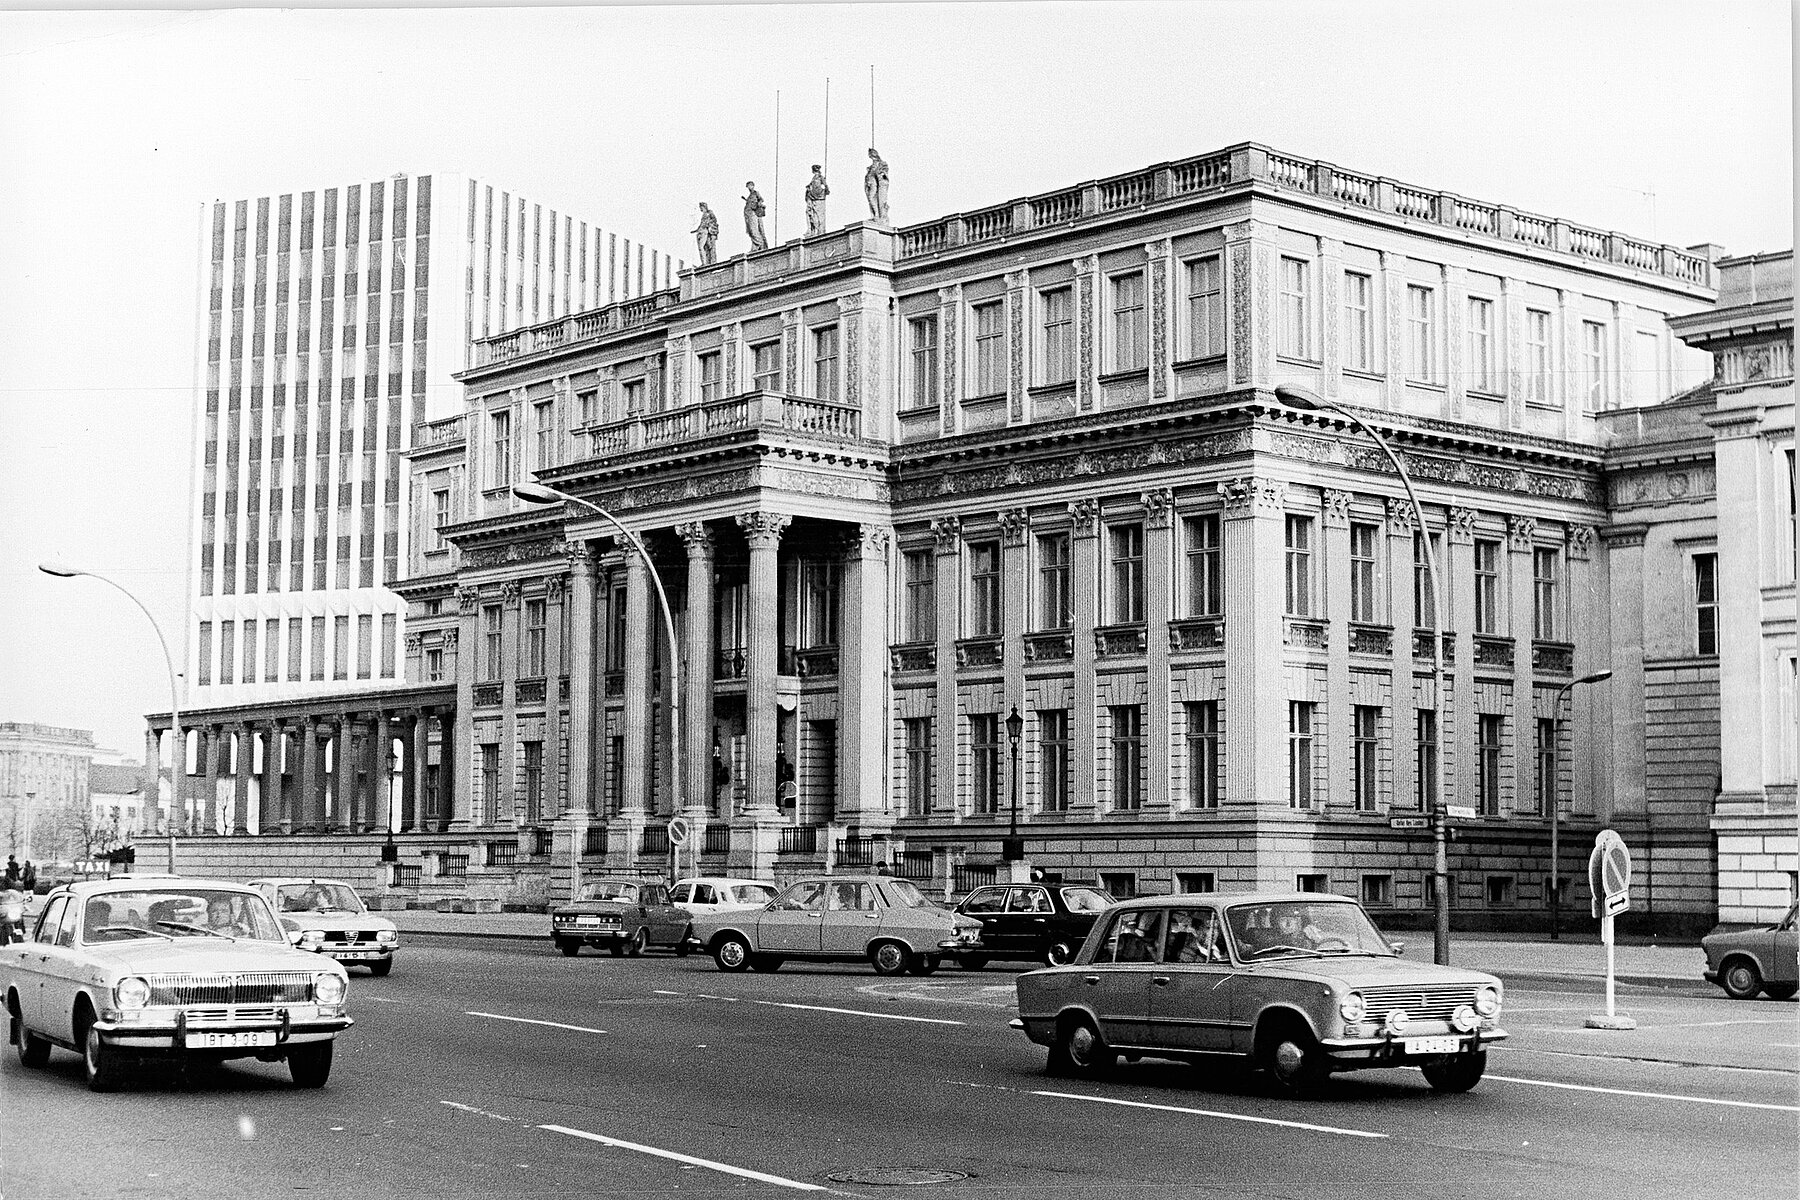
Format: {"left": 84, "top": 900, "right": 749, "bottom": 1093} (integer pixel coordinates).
{"left": 1061, "top": 887, "right": 1112, "bottom": 913}
{"left": 963, "top": 888, "right": 1007, "bottom": 914}
{"left": 730, "top": 884, "right": 775, "bottom": 905}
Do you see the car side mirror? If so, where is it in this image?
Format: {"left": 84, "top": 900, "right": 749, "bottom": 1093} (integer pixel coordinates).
{"left": 1389, "top": 941, "right": 1406, "bottom": 956}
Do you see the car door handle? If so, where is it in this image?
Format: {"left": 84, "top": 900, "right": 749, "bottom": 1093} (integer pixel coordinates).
{"left": 1082, "top": 975, "right": 1100, "bottom": 986}
{"left": 1152, "top": 976, "right": 1171, "bottom": 987}
{"left": 1030, "top": 918, "right": 1046, "bottom": 924}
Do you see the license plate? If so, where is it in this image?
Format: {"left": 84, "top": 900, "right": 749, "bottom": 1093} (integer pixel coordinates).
{"left": 336, "top": 950, "right": 378, "bottom": 960}
{"left": 1404, "top": 1036, "right": 1462, "bottom": 1055}
{"left": 186, "top": 1030, "right": 277, "bottom": 1050}
{"left": 574, "top": 917, "right": 614, "bottom": 926}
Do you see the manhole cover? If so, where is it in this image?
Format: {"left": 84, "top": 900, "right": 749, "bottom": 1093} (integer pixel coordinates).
{"left": 824, "top": 1168, "right": 971, "bottom": 1186}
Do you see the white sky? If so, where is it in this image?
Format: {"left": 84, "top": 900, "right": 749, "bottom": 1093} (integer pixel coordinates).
{"left": 0, "top": 0, "right": 1792, "bottom": 759}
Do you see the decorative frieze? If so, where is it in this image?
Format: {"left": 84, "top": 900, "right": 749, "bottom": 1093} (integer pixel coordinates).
{"left": 1094, "top": 625, "right": 1147, "bottom": 657}
{"left": 1347, "top": 623, "right": 1392, "bottom": 656}
{"left": 889, "top": 429, "right": 1252, "bottom": 503}
{"left": 1283, "top": 618, "right": 1328, "bottom": 650}
{"left": 1023, "top": 631, "right": 1075, "bottom": 662}
{"left": 954, "top": 638, "right": 1004, "bottom": 669}
{"left": 462, "top": 538, "right": 564, "bottom": 570}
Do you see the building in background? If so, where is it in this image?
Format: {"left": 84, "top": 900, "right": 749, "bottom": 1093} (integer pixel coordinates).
{"left": 0, "top": 722, "right": 95, "bottom": 862}
{"left": 89, "top": 756, "right": 152, "bottom": 849}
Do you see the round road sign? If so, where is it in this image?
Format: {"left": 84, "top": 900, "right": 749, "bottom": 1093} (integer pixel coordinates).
{"left": 667, "top": 815, "right": 691, "bottom": 847}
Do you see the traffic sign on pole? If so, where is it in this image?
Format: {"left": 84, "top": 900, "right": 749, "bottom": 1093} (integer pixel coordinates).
{"left": 1583, "top": 829, "right": 1638, "bottom": 1030}
{"left": 667, "top": 815, "right": 691, "bottom": 847}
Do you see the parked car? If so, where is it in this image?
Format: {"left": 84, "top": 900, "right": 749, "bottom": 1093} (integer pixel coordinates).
{"left": 687, "top": 874, "right": 983, "bottom": 976}
{"left": 669, "top": 877, "right": 778, "bottom": 921}
{"left": 4, "top": 878, "right": 352, "bottom": 1090}
{"left": 249, "top": 877, "right": 400, "bottom": 976}
{"left": 1702, "top": 901, "right": 1798, "bottom": 1000}
{"left": 551, "top": 877, "right": 689, "bottom": 957}
{"left": 952, "top": 882, "right": 1114, "bottom": 968}
{"left": 1012, "top": 892, "right": 1506, "bottom": 1097}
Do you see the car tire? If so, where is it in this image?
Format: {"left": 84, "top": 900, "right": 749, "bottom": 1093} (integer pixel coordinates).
{"left": 1048, "top": 1015, "right": 1115, "bottom": 1079}
{"left": 957, "top": 955, "right": 988, "bottom": 971}
{"left": 1720, "top": 956, "right": 1763, "bottom": 1000}
{"left": 609, "top": 941, "right": 627, "bottom": 957}
{"left": 749, "top": 955, "right": 783, "bottom": 973}
{"left": 287, "top": 1041, "right": 334, "bottom": 1088}
{"left": 557, "top": 939, "right": 580, "bottom": 957}
{"left": 627, "top": 928, "right": 649, "bottom": 957}
{"left": 369, "top": 957, "right": 394, "bottom": 977}
{"left": 714, "top": 933, "right": 752, "bottom": 973}
{"left": 870, "top": 941, "right": 913, "bottom": 976}
{"left": 83, "top": 1021, "right": 122, "bottom": 1093}
{"left": 1260, "top": 1022, "right": 1328, "bottom": 1099}
{"left": 1762, "top": 983, "right": 1797, "bottom": 1001}
{"left": 1420, "top": 1050, "right": 1487, "bottom": 1093}
{"left": 14, "top": 1015, "right": 49, "bottom": 1069}
{"left": 1045, "top": 942, "right": 1076, "bottom": 967}
{"left": 910, "top": 955, "right": 940, "bottom": 977}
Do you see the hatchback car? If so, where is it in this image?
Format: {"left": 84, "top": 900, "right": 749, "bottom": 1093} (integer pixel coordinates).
{"left": 1702, "top": 901, "right": 1798, "bottom": 1000}
{"left": 4, "top": 878, "right": 352, "bottom": 1090}
{"left": 1013, "top": 892, "right": 1505, "bottom": 1097}
{"left": 953, "top": 882, "right": 1113, "bottom": 968}
{"left": 688, "top": 875, "right": 983, "bottom": 976}
{"left": 249, "top": 877, "right": 400, "bottom": 976}
{"left": 551, "top": 878, "right": 689, "bottom": 957}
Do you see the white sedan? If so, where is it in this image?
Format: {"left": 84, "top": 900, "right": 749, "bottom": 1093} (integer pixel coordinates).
{"left": 669, "top": 877, "right": 778, "bottom": 920}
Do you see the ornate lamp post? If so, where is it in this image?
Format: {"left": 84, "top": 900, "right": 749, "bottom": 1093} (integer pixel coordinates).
{"left": 1549, "top": 669, "right": 1613, "bottom": 939}
{"left": 1004, "top": 707, "right": 1025, "bottom": 867}
{"left": 39, "top": 562, "right": 182, "bottom": 873}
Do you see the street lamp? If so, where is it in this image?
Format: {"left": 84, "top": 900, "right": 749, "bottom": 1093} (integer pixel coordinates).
{"left": 1274, "top": 385, "right": 1452, "bottom": 965}
{"left": 39, "top": 561, "right": 182, "bottom": 874}
{"left": 513, "top": 482, "right": 687, "bottom": 889}
{"left": 1549, "top": 669, "right": 1613, "bottom": 940}
{"left": 1004, "top": 706, "right": 1025, "bottom": 866}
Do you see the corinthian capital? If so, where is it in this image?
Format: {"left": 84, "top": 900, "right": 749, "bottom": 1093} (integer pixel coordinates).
{"left": 456, "top": 586, "right": 483, "bottom": 615}
{"left": 1141, "top": 488, "right": 1176, "bottom": 530}
{"left": 676, "top": 521, "right": 714, "bottom": 557}
{"left": 736, "top": 511, "right": 792, "bottom": 548}
{"left": 998, "top": 509, "right": 1031, "bottom": 547}
{"left": 931, "top": 516, "right": 963, "bottom": 552}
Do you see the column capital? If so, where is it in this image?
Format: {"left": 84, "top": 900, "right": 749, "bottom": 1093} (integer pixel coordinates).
{"left": 456, "top": 586, "right": 483, "bottom": 614}
{"left": 565, "top": 539, "right": 597, "bottom": 574}
{"left": 1323, "top": 489, "right": 1352, "bottom": 528}
{"left": 998, "top": 508, "right": 1031, "bottom": 547}
{"left": 500, "top": 580, "right": 523, "bottom": 608}
{"left": 442, "top": 628, "right": 459, "bottom": 649}
{"left": 1385, "top": 496, "right": 1420, "bottom": 533}
{"left": 1068, "top": 498, "right": 1100, "bottom": 536}
{"left": 1508, "top": 514, "right": 1538, "bottom": 551}
{"left": 1448, "top": 507, "right": 1479, "bottom": 545}
{"left": 1566, "top": 523, "right": 1596, "bottom": 560}
{"left": 1221, "top": 476, "right": 1282, "bottom": 520}
{"left": 836, "top": 292, "right": 865, "bottom": 316}
{"left": 736, "top": 511, "right": 792, "bottom": 549}
{"left": 405, "top": 632, "right": 424, "bottom": 652}
{"left": 676, "top": 521, "right": 715, "bottom": 557}
{"left": 544, "top": 574, "right": 566, "bottom": 599}
{"left": 1141, "top": 488, "right": 1176, "bottom": 529}
{"left": 930, "top": 515, "right": 962, "bottom": 553}
{"left": 852, "top": 524, "right": 892, "bottom": 559}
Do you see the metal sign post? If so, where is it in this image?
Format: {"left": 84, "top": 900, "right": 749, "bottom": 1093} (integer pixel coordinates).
{"left": 1584, "top": 829, "right": 1638, "bottom": 1030}
{"left": 667, "top": 815, "right": 691, "bottom": 887}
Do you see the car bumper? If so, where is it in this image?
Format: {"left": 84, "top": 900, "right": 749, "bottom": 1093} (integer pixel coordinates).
{"left": 554, "top": 927, "right": 628, "bottom": 942}
{"left": 1703, "top": 968, "right": 1721, "bottom": 985}
{"left": 1318, "top": 1028, "right": 1506, "bottom": 1064}
{"left": 316, "top": 945, "right": 395, "bottom": 962}
{"left": 938, "top": 938, "right": 983, "bottom": 952}
{"left": 92, "top": 1010, "right": 353, "bottom": 1052}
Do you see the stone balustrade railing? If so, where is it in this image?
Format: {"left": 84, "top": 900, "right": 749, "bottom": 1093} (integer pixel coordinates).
{"left": 578, "top": 390, "right": 862, "bottom": 459}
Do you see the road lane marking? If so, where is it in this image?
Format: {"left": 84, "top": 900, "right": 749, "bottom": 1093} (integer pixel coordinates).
{"left": 1487, "top": 1073, "right": 1800, "bottom": 1112}
{"left": 1029, "top": 1089, "right": 1388, "bottom": 1139}
{"left": 440, "top": 1100, "right": 517, "bottom": 1122}
{"left": 466, "top": 1011, "right": 607, "bottom": 1035}
{"left": 748, "top": 999, "right": 964, "bottom": 1026}
{"left": 653, "top": 989, "right": 686, "bottom": 996}
{"left": 361, "top": 996, "right": 403, "bottom": 1004}
{"left": 539, "top": 1124, "right": 829, "bottom": 1191}
{"left": 1639, "top": 1018, "right": 1796, "bottom": 1030}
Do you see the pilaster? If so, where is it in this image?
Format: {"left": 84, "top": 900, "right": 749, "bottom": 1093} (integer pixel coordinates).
{"left": 678, "top": 522, "right": 717, "bottom": 824}
{"left": 232, "top": 723, "right": 252, "bottom": 835}
{"left": 1447, "top": 507, "right": 1478, "bottom": 810}
{"left": 1143, "top": 489, "right": 1175, "bottom": 812}
{"left": 497, "top": 580, "right": 522, "bottom": 829}
{"left": 330, "top": 714, "right": 353, "bottom": 833}
{"left": 1323, "top": 490, "right": 1353, "bottom": 810}
{"left": 1221, "top": 477, "right": 1288, "bottom": 807}
{"left": 1507, "top": 514, "right": 1538, "bottom": 817}
{"left": 1069, "top": 499, "right": 1101, "bottom": 818}
{"left": 565, "top": 542, "right": 598, "bottom": 820}
{"left": 931, "top": 515, "right": 962, "bottom": 821}
{"left": 1387, "top": 499, "right": 1419, "bottom": 809}
{"left": 841, "top": 524, "right": 893, "bottom": 826}
{"left": 937, "top": 285, "right": 961, "bottom": 437}
{"left": 452, "top": 586, "right": 480, "bottom": 829}
{"left": 543, "top": 574, "right": 565, "bottom": 822}
{"left": 373, "top": 710, "right": 393, "bottom": 832}
{"left": 620, "top": 549, "right": 653, "bottom": 818}
{"left": 298, "top": 718, "right": 319, "bottom": 834}
{"left": 738, "top": 511, "right": 791, "bottom": 817}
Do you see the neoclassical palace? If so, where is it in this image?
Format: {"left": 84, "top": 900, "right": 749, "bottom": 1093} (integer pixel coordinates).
{"left": 159, "top": 142, "right": 1783, "bottom": 933}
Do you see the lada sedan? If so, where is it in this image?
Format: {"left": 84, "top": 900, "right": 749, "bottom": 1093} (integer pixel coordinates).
{"left": 250, "top": 877, "right": 400, "bottom": 976}
{"left": 4, "top": 878, "right": 352, "bottom": 1091}
{"left": 1012, "top": 892, "right": 1505, "bottom": 1097}
{"left": 953, "top": 882, "right": 1114, "bottom": 968}
{"left": 689, "top": 874, "right": 982, "bottom": 976}
{"left": 1703, "top": 900, "right": 1798, "bottom": 1000}
{"left": 551, "top": 878, "right": 689, "bottom": 957}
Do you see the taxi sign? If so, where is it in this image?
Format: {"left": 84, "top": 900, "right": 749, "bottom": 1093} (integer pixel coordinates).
{"left": 667, "top": 815, "right": 691, "bottom": 847}
{"left": 1588, "top": 829, "right": 1631, "bottom": 919}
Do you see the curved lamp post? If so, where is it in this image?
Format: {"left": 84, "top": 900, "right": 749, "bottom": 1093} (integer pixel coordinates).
{"left": 39, "top": 562, "right": 182, "bottom": 873}
{"left": 513, "top": 483, "right": 687, "bottom": 887}
{"left": 1273, "top": 386, "right": 1452, "bottom": 965}
{"left": 1549, "top": 669, "right": 1613, "bottom": 939}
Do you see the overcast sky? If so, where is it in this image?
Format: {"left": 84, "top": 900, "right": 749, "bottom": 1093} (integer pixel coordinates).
{"left": 0, "top": 0, "right": 1792, "bottom": 759}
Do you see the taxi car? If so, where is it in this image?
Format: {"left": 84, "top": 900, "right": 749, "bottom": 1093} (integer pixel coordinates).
{"left": 551, "top": 877, "right": 689, "bottom": 957}
{"left": 1702, "top": 900, "right": 1798, "bottom": 1000}
{"left": 952, "top": 881, "right": 1113, "bottom": 968}
{"left": 4, "top": 878, "right": 351, "bottom": 1090}
{"left": 1012, "top": 892, "right": 1505, "bottom": 1097}
{"left": 688, "top": 874, "right": 983, "bottom": 976}
{"left": 249, "top": 877, "right": 400, "bottom": 976}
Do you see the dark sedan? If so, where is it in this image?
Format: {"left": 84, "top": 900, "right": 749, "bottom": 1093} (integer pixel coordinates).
{"left": 952, "top": 882, "right": 1113, "bottom": 968}
{"left": 550, "top": 878, "right": 690, "bottom": 957}
{"left": 1703, "top": 901, "right": 1797, "bottom": 1000}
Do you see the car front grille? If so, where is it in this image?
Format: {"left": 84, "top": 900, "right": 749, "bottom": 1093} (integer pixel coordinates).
{"left": 144, "top": 972, "right": 315, "bottom": 1005}
{"left": 1357, "top": 984, "right": 1478, "bottom": 1022}
{"left": 182, "top": 1007, "right": 283, "bottom": 1027}
{"left": 322, "top": 931, "right": 380, "bottom": 946}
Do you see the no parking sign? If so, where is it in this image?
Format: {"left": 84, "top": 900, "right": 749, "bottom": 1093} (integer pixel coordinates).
{"left": 1588, "top": 829, "right": 1632, "bottom": 920}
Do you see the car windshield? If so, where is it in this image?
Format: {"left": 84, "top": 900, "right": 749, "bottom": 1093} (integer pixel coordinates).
{"left": 1061, "top": 887, "right": 1112, "bottom": 913}
{"left": 1225, "top": 900, "right": 1392, "bottom": 960}
{"left": 730, "top": 884, "right": 776, "bottom": 905}
{"left": 882, "top": 879, "right": 934, "bottom": 908}
{"left": 85, "top": 888, "right": 284, "bottom": 943}
{"left": 579, "top": 881, "right": 638, "bottom": 903}
{"left": 276, "top": 883, "right": 365, "bottom": 913}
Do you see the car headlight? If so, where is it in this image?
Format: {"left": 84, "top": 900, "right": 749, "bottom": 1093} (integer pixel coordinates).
{"left": 314, "top": 972, "right": 347, "bottom": 1006}
{"left": 376, "top": 929, "right": 399, "bottom": 944}
{"left": 1452, "top": 1005, "right": 1481, "bottom": 1032}
{"left": 115, "top": 976, "right": 151, "bottom": 1010}
{"left": 1474, "top": 985, "right": 1500, "bottom": 1017}
{"left": 1339, "top": 992, "right": 1366, "bottom": 1023}
{"left": 298, "top": 930, "right": 326, "bottom": 951}
{"left": 1384, "top": 1008, "right": 1410, "bottom": 1035}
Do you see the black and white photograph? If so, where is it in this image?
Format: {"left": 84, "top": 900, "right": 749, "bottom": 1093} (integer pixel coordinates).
{"left": 0, "top": 1, "right": 1793, "bottom": 1196}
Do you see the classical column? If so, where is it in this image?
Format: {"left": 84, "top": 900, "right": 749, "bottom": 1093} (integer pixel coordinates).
{"left": 1712, "top": 416, "right": 1768, "bottom": 806}
{"left": 543, "top": 575, "right": 565, "bottom": 823}
{"left": 298, "top": 717, "right": 319, "bottom": 833}
{"left": 1069, "top": 499, "right": 1101, "bottom": 818}
{"left": 931, "top": 515, "right": 962, "bottom": 821}
{"left": 1323, "top": 489, "right": 1354, "bottom": 810}
{"left": 438, "top": 703, "right": 457, "bottom": 833}
{"left": 1143, "top": 489, "right": 1176, "bottom": 812}
{"left": 1447, "top": 507, "right": 1478, "bottom": 810}
{"left": 231, "top": 724, "right": 252, "bottom": 835}
{"left": 143, "top": 727, "right": 162, "bottom": 832}
{"left": 406, "top": 709, "right": 428, "bottom": 831}
{"left": 678, "top": 522, "right": 716, "bottom": 824}
{"left": 451, "top": 587, "right": 480, "bottom": 830}
{"left": 497, "top": 581, "right": 522, "bottom": 830}
{"left": 331, "top": 714, "right": 354, "bottom": 833}
{"left": 566, "top": 543, "right": 598, "bottom": 820}
{"left": 200, "top": 726, "right": 221, "bottom": 834}
{"left": 373, "top": 709, "right": 393, "bottom": 832}
{"left": 738, "top": 512, "right": 791, "bottom": 816}
{"left": 841, "top": 524, "right": 893, "bottom": 824}
{"left": 1221, "top": 477, "right": 1287, "bottom": 807}
{"left": 259, "top": 721, "right": 282, "bottom": 836}
{"left": 620, "top": 547, "right": 654, "bottom": 817}
{"left": 1508, "top": 515, "right": 1540, "bottom": 819}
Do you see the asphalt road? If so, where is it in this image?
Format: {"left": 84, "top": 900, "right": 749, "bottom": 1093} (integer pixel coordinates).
{"left": 3, "top": 935, "right": 1794, "bottom": 1199}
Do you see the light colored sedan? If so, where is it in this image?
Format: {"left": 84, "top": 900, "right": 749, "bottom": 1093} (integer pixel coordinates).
{"left": 669, "top": 877, "right": 778, "bottom": 920}
{"left": 4, "top": 878, "right": 352, "bottom": 1090}
{"left": 689, "top": 874, "right": 982, "bottom": 976}
{"left": 1703, "top": 901, "right": 1798, "bottom": 1000}
{"left": 250, "top": 877, "right": 400, "bottom": 976}
{"left": 1013, "top": 892, "right": 1505, "bottom": 1097}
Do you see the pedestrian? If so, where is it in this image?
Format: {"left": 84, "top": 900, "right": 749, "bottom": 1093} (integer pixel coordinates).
{"left": 3, "top": 855, "right": 18, "bottom": 888}
{"left": 20, "top": 860, "right": 36, "bottom": 892}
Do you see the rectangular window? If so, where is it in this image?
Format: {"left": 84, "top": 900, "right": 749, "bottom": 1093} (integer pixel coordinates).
{"left": 242, "top": 621, "right": 258, "bottom": 684}
{"left": 425, "top": 646, "right": 444, "bottom": 683}
{"left": 1343, "top": 271, "right": 1373, "bottom": 371}
{"left": 523, "top": 741, "right": 543, "bottom": 824}
{"left": 1110, "top": 272, "right": 1146, "bottom": 372}
{"left": 1474, "top": 539, "right": 1501, "bottom": 633}
{"left": 1407, "top": 284, "right": 1437, "bottom": 382}
{"left": 1361, "top": 874, "right": 1393, "bottom": 907}
{"left": 752, "top": 340, "right": 782, "bottom": 392}
{"left": 904, "top": 718, "right": 933, "bottom": 817}
{"left": 967, "top": 541, "right": 1002, "bottom": 637}
{"left": 1296, "top": 873, "right": 1329, "bottom": 893}
{"left": 576, "top": 389, "right": 597, "bottom": 426}
{"left": 621, "top": 378, "right": 647, "bottom": 413}
{"left": 1288, "top": 701, "right": 1315, "bottom": 809}
{"left": 287, "top": 619, "right": 302, "bottom": 682}
{"left": 1184, "top": 515, "right": 1222, "bottom": 617}
{"left": 697, "top": 350, "right": 722, "bottom": 404}
{"left": 1185, "top": 701, "right": 1219, "bottom": 809}
{"left": 973, "top": 301, "right": 1006, "bottom": 396}
{"left": 970, "top": 713, "right": 1002, "bottom": 815}
{"left": 1036, "top": 532, "right": 1072, "bottom": 629}
{"left": 332, "top": 615, "right": 349, "bottom": 681}
{"left": 1466, "top": 297, "right": 1496, "bottom": 392}
{"left": 533, "top": 399, "right": 555, "bottom": 470}
{"left": 1177, "top": 872, "right": 1216, "bottom": 894}
{"left": 310, "top": 616, "right": 326, "bottom": 681}
{"left": 1694, "top": 552, "right": 1719, "bottom": 656}
{"left": 483, "top": 604, "right": 502, "bottom": 682}
{"left": 1279, "top": 257, "right": 1311, "bottom": 359}
{"left": 1350, "top": 522, "right": 1379, "bottom": 623}
{"left": 1284, "top": 514, "right": 1314, "bottom": 617}
{"left": 198, "top": 622, "right": 214, "bottom": 687}
{"left": 1354, "top": 705, "right": 1380, "bottom": 812}
{"left": 1526, "top": 309, "right": 1552, "bottom": 403}
{"left": 1039, "top": 709, "right": 1070, "bottom": 813}
{"left": 1108, "top": 524, "right": 1145, "bottom": 623}
{"left": 1425, "top": 872, "right": 1456, "bottom": 909}
{"left": 1477, "top": 713, "right": 1503, "bottom": 816}
{"left": 812, "top": 325, "right": 840, "bottom": 402}
{"left": 489, "top": 409, "right": 511, "bottom": 490}
{"left": 525, "top": 597, "right": 547, "bottom": 676}
{"left": 908, "top": 315, "right": 940, "bottom": 409}
{"left": 1186, "top": 256, "right": 1223, "bottom": 359}
{"left": 1099, "top": 872, "right": 1138, "bottom": 900}
{"left": 480, "top": 743, "right": 499, "bottom": 818}
{"left": 264, "top": 618, "right": 281, "bottom": 681}
{"left": 1533, "top": 547, "right": 1560, "bottom": 640}
{"left": 1414, "top": 532, "right": 1441, "bottom": 630}
{"left": 1486, "top": 875, "right": 1516, "bottom": 907}
{"left": 356, "top": 613, "right": 373, "bottom": 679}
{"left": 1534, "top": 716, "right": 1556, "bottom": 816}
{"left": 1415, "top": 709, "right": 1438, "bottom": 810}
{"left": 432, "top": 489, "right": 450, "bottom": 551}
{"left": 1041, "top": 287, "right": 1074, "bottom": 384}
{"left": 1109, "top": 705, "right": 1143, "bottom": 811}
{"left": 802, "top": 560, "right": 841, "bottom": 648}
{"left": 902, "top": 549, "right": 936, "bottom": 643}
{"left": 1582, "top": 320, "right": 1608, "bottom": 411}
{"left": 219, "top": 620, "right": 235, "bottom": 685}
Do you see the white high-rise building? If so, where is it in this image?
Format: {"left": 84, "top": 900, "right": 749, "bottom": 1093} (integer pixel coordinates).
{"left": 184, "top": 173, "right": 678, "bottom": 707}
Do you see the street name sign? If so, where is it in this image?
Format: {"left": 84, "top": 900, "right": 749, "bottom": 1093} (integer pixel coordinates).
{"left": 1389, "top": 817, "right": 1430, "bottom": 830}
{"left": 1445, "top": 804, "right": 1478, "bottom": 819}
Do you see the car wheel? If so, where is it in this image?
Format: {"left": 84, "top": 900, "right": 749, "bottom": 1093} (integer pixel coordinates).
{"left": 557, "top": 939, "right": 580, "bottom": 957}
{"left": 749, "top": 955, "right": 783, "bottom": 973}
{"left": 957, "top": 955, "right": 988, "bottom": 971}
{"left": 1763, "top": 983, "right": 1797, "bottom": 1001}
{"left": 609, "top": 941, "right": 626, "bottom": 957}
{"left": 287, "top": 1041, "right": 334, "bottom": 1088}
{"left": 1720, "top": 957, "right": 1763, "bottom": 1000}
{"left": 368, "top": 957, "right": 393, "bottom": 977}
{"left": 1261, "top": 1022, "right": 1328, "bottom": 1099}
{"left": 83, "top": 1021, "right": 122, "bottom": 1093}
{"left": 910, "top": 955, "right": 940, "bottom": 977}
{"left": 714, "top": 933, "right": 752, "bottom": 973}
{"left": 14, "top": 1014, "right": 49, "bottom": 1069}
{"left": 1045, "top": 942, "right": 1076, "bottom": 967}
{"left": 870, "top": 941, "right": 912, "bottom": 976}
{"left": 1048, "top": 1015, "right": 1115, "bottom": 1078}
{"left": 627, "top": 928, "right": 649, "bottom": 957}
{"left": 1420, "top": 1051, "right": 1487, "bottom": 1093}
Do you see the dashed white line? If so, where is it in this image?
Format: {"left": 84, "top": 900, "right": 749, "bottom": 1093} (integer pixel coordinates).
{"left": 747, "top": 998, "right": 965, "bottom": 1026}
{"left": 361, "top": 996, "right": 403, "bottom": 1004}
{"left": 466, "top": 1011, "right": 607, "bottom": 1035}
{"left": 1487, "top": 1073, "right": 1800, "bottom": 1112}
{"left": 1029, "top": 1089, "right": 1388, "bottom": 1139}
{"left": 540, "top": 1124, "right": 829, "bottom": 1191}
{"left": 440, "top": 1100, "right": 517, "bottom": 1122}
